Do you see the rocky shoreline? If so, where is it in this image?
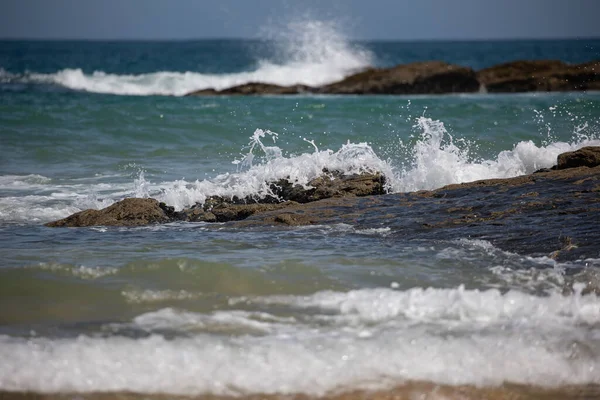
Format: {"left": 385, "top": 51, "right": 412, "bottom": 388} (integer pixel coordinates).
{"left": 185, "top": 60, "right": 600, "bottom": 96}
{"left": 46, "top": 147, "right": 600, "bottom": 264}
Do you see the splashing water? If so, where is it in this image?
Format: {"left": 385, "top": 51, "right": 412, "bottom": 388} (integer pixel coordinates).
{"left": 394, "top": 116, "right": 600, "bottom": 192}
{"left": 2, "top": 18, "right": 372, "bottom": 96}
{"left": 158, "top": 129, "right": 394, "bottom": 210}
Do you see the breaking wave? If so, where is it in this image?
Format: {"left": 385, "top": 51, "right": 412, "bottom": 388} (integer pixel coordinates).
{"left": 1, "top": 114, "right": 599, "bottom": 223}
{"left": 0, "top": 19, "right": 372, "bottom": 96}
{"left": 1, "top": 286, "right": 599, "bottom": 395}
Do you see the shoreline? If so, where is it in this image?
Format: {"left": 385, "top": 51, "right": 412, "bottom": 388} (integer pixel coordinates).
{"left": 2, "top": 381, "right": 600, "bottom": 400}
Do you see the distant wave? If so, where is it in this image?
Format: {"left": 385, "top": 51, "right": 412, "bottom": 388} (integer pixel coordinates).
{"left": 0, "top": 19, "right": 372, "bottom": 96}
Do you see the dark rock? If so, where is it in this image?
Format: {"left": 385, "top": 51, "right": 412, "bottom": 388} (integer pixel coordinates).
{"left": 184, "top": 60, "right": 600, "bottom": 96}
{"left": 477, "top": 60, "right": 600, "bottom": 92}
{"left": 46, "top": 149, "right": 600, "bottom": 233}
{"left": 556, "top": 146, "right": 600, "bottom": 170}
{"left": 44, "top": 198, "right": 170, "bottom": 227}
{"left": 45, "top": 171, "right": 386, "bottom": 227}
{"left": 186, "top": 83, "right": 314, "bottom": 96}
{"left": 210, "top": 202, "right": 299, "bottom": 222}
{"left": 317, "top": 61, "right": 480, "bottom": 95}
{"left": 269, "top": 171, "right": 387, "bottom": 203}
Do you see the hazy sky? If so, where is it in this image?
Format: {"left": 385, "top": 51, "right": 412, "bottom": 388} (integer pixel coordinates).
{"left": 2, "top": 0, "right": 599, "bottom": 41}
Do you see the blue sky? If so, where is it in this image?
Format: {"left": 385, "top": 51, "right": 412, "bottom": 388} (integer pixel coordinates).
{"left": 2, "top": 0, "right": 599, "bottom": 40}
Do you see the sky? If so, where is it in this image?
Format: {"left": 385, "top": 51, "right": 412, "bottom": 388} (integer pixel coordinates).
{"left": 2, "top": 0, "right": 599, "bottom": 41}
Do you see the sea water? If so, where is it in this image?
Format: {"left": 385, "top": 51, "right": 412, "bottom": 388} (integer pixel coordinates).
{"left": 1, "top": 19, "right": 600, "bottom": 397}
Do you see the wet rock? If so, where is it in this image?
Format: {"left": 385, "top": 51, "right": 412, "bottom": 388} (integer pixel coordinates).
{"left": 208, "top": 201, "right": 299, "bottom": 222}
{"left": 269, "top": 171, "right": 387, "bottom": 203}
{"left": 45, "top": 171, "right": 386, "bottom": 227}
{"left": 44, "top": 198, "right": 170, "bottom": 227}
{"left": 477, "top": 60, "right": 600, "bottom": 92}
{"left": 185, "top": 60, "right": 599, "bottom": 96}
{"left": 318, "top": 61, "right": 479, "bottom": 95}
{"left": 186, "top": 82, "right": 314, "bottom": 96}
{"left": 556, "top": 146, "right": 600, "bottom": 170}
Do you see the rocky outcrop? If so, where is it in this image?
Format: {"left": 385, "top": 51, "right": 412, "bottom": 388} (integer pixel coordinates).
{"left": 556, "top": 146, "right": 600, "bottom": 169}
{"left": 318, "top": 61, "right": 479, "bottom": 95}
{"left": 186, "top": 83, "right": 314, "bottom": 96}
{"left": 45, "top": 171, "right": 387, "bottom": 227}
{"left": 44, "top": 147, "right": 600, "bottom": 256}
{"left": 184, "top": 60, "right": 599, "bottom": 96}
{"left": 44, "top": 198, "right": 171, "bottom": 227}
{"left": 269, "top": 171, "right": 386, "bottom": 203}
{"left": 175, "top": 171, "right": 386, "bottom": 223}
{"left": 477, "top": 60, "right": 600, "bottom": 92}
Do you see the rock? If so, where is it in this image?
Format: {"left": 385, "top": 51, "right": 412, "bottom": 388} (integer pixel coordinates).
{"left": 184, "top": 60, "right": 599, "bottom": 96}
{"left": 44, "top": 198, "right": 170, "bottom": 227}
{"left": 209, "top": 202, "right": 299, "bottom": 222}
{"left": 477, "top": 60, "right": 600, "bottom": 92}
{"left": 45, "top": 171, "right": 386, "bottom": 227}
{"left": 317, "top": 61, "right": 480, "bottom": 94}
{"left": 556, "top": 146, "right": 600, "bottom": 170}
{"left": 269, "top": 171, "right": 387, "bottom": 203}
{"left": 186, "top": 83, "right": 314, "bottom": 96}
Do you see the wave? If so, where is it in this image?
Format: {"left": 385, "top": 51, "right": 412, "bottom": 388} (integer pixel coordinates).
{"left": 1, "top": 286, "right": 599, "bottom": 395}
{"left": 155, "top": 119, "right": 600, "bottom": 210}
{"left": 0, "top": 20, "right": 372, "bottom": 96}
{"left": 393, "top": 117, "right": 600, "bottom": 192}
{"left": 1, "top": 115, "right": 598, "bottom": 223}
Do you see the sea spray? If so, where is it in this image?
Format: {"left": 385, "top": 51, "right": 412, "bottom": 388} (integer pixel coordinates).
{"left": 394, "top": 116, "right": 600, "bottom": 192}
{"left": 159, "top": 128, "right": 394, "bottom": 210}
{"left": 3, "top": 18, "right": 372, "bottom": 96}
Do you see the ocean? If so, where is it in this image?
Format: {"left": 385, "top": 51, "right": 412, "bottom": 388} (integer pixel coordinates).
{"left": 1, "top": 20, "right": 600, "bottom": 398}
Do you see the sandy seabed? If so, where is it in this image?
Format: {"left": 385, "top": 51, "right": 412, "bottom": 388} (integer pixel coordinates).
{"left": 2, "top": 382, "right": 600, "bottom": 400}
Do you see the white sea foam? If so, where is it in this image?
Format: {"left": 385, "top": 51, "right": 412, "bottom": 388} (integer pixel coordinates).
{"left": 393, "top": 117, "right": 600, "bottom": 192}
{"left": 158, "top": 129, "right": 394, "bottom": 210}
{"left": 1, "top": 287, "right": 599, "bottom": 395}
{"left": 3, "top": 119, "right": 597, "bottom": 223}
{"left": 37, "top": 263, "right": 119, "bottom": 279}
{"left": 4, "top": 19, "right": 371, "bottom": 96}
{"left": 156, "top": 120, "right": 600, "bottom": 210}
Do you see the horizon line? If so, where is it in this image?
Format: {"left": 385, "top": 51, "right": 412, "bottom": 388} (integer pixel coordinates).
{"left": 1, "top": 36, "right": 599, "bottom": 43}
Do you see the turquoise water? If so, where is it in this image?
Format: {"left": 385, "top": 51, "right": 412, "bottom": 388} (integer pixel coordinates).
{"left": 1, "top": 27, "right": 600, "bottom": 396}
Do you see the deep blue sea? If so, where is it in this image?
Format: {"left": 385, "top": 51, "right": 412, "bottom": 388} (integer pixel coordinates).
{"left": 1, "top": 20, "right": 600, "bottom": 398}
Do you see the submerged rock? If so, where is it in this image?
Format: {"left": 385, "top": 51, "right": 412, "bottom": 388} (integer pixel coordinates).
{"left": 477, "top": 60, "right": 600, "bottom": 92}
{"left": 556, "top": 146, "right": 600, "bottom": 170}
{"left": 318, "top": 61, "right": 479, "bottom": 95}
{"left": 186, "top": 82, "right": 314, "bottom": 96}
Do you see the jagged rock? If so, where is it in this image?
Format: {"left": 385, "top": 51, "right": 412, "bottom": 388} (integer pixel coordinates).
{"left": 477, "top": 60, "right": 600, "bottom": 92}
{"left": 186, "top": 83, "right": 314, "bottom": 96}
{"left": 556, "top": 146, "right": 600, "bottom": 170}
{"left": 269, "top": 171, "right": 387, "bottom": 202}
{"left": 44, "top": 198, "right": 170, "bottom": 227}
{"left": 45, "top": 171, "right": 386, "bottom": 227}
{"left": 318, "top": 61, "right": 479, "bottom": 95}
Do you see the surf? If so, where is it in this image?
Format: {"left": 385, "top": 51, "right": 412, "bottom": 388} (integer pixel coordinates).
{"left": 0, "top": 19, "right": 372, "bottom": 96}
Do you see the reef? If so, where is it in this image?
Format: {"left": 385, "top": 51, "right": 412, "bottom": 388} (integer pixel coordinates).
{"left": 185, "top": 60, "right": 600, "bottom": 96}
{"left": 45, "top": 147, "right": 600, "bottom": 263}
